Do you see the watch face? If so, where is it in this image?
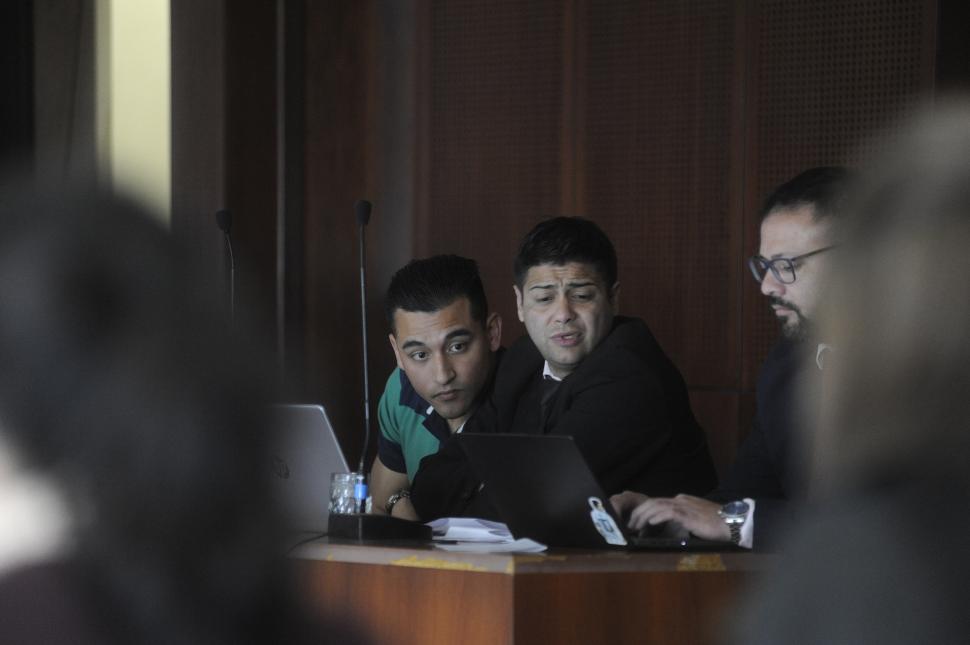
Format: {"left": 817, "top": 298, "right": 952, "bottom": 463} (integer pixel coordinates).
{"left": 722, "top": 500, "right": 750, "bottom": 517}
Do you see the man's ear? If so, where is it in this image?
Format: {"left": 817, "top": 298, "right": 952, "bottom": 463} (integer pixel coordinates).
{"left": 485, "top": 312, "right": 502, "bottom": 351}
{"left": 388, "top": 334, "right": 404, "bottom": 370}
{"left": 609, "top": 282, "right": 620, "bottom": 315}
{"left": 513, "top": 285, "right": 525, "bottom": 323}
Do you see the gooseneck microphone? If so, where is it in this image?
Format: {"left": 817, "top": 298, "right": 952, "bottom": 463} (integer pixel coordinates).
{"left": 355, "top": 199, "right": 373, "bottom": 477}
{"left": 326, "top": 199, "right": 430, "bottom": 541}
{"left": 216, "top": 209, "right": 235, "bottom": 322}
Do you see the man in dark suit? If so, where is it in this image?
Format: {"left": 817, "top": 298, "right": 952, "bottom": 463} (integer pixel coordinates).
{"left": 410, "top": 217, "right": 716, "bottom": 520}
{"left": 612, "top": 167, "right": 852, "bottom": 550}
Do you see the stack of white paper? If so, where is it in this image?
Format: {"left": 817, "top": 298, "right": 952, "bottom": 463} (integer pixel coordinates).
{"left": 433, "top": 538, "right": 547, "bottom": 553}
{"left": 426, "top": 517, "right": 547, "bottom": 553}
{"left": 427, "top": 517, "right": 512, "bottom": 542}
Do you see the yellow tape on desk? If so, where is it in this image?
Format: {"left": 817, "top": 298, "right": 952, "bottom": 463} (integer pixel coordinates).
{"left": 676, "top": 554, "right": 726, "bottom": 572}
{"left": 390, "top": 555, "right": 488, "bottom": 572}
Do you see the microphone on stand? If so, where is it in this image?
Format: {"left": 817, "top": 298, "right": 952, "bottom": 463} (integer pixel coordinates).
{"left": 355, "top": 199, "right": 373, "bottom": 479}
{"left": 216, "top": 209, "right": 235, "bottom": 323}
{"left": 327, "top": 198, "right": 430, "bottom": 543}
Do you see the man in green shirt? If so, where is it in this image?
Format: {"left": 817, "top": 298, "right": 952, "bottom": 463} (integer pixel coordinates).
{"left": 370, "top": 255, "right": 502, "bottom": 519}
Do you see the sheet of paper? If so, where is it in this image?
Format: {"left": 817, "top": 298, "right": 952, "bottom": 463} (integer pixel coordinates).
{"left": 426, "top": 517, "right": 514, "bottom": 542}
{"left": 433, "top": 538, "right": 547, "bottom": 553}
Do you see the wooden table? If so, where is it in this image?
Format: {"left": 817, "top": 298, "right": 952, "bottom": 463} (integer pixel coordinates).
{"left": 294, "top": 538, "right": 774, "bottom": 644}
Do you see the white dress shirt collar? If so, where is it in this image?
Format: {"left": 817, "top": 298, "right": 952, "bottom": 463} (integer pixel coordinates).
{"left": 542, "top": 361, "right": 563, "bottom": 382}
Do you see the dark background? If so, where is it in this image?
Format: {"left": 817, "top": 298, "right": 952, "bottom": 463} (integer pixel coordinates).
{"left": 5, "top": 0, "right": 968, "bottom": 477}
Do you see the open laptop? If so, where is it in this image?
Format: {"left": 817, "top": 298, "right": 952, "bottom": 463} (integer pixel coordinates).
{"left": 457, "top": 433, "right": 736, "bottom": 551}
{"left": 271, "top": 404, "right": 349, "bottom": 533}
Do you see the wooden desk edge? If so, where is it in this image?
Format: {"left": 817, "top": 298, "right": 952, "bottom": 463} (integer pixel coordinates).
{"left": 292, "top": 539, "right": 778, "bottom": 575}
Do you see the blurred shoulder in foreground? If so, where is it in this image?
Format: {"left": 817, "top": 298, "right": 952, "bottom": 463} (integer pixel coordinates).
{"left": 0, "top": 181, "right": 368, "bottom": 644}
{"left": 734, "top": 99, "right": 970, "bottom": 645}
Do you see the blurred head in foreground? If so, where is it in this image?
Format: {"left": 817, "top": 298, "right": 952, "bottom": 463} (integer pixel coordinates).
{"left": 815, "top": 101, "right": 970, "bottom": 494}
{"left": 734, "top": 101, "right": 970, "bottom": 645}
{"left": 0, "top": 184, "right": 332, "bottom": 643}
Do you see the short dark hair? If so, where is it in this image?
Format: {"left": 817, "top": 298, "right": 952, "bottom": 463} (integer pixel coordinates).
{"left": 513, "top": 216, "right": 618, "bottom": 289}
{"left": 761, "top": 166, "right": 854, "bottom": 221}
{"left": 385, "top": 254, "right": 488, "bottom": 333}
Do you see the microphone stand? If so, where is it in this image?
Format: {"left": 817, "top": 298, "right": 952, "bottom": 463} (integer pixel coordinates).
{"left": 216, "top": 209, "right": 235, "bottom": 326}
{"left": 357, "top": 201, "right": 371, "bottom": 477}
{"left": 327, "top": 199, "right": 430, "bottom": 542}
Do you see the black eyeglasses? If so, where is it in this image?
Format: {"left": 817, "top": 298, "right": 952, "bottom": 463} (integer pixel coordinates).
{"left": 748, "top": 246, "right": 837, "bottom": 284}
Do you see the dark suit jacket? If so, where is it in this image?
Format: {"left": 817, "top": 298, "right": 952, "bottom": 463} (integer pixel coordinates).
{"left": 709, "top": 338, "right": 812, "bottom": 549}
{"left": 411, "top": 316, "right": 717, "bottom": 520}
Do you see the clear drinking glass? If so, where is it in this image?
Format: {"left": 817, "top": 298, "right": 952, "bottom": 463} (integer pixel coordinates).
{"left": 329, "top": 472, "right": 364, "bottom": 514}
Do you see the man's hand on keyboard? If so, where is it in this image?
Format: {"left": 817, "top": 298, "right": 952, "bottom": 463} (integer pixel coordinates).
{"left": 624, "top": 494, "right": 730, "bottom": 542}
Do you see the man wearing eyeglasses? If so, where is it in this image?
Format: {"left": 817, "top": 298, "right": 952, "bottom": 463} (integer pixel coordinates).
{"left": 612, "top": 167, "right": 851, "bottom": 550}
{"left": 749, "top": 198, "right": 838, "bottom": 342}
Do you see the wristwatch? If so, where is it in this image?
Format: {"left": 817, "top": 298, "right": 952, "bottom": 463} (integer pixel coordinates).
{"left": 718, "top": 500, "right": 750, "bottom": 545}
{"left": 385, "top": 489, "right": 411, "bottom": 515}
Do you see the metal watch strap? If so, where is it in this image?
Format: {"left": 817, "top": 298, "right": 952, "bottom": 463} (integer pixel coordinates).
{"left": 385, "top": 489, "right": 410, "bottom": 515}
{"left": 719, "top": 500, "right": 749, "bottom": 546}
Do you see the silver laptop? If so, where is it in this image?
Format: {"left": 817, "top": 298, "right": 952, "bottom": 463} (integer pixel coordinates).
{"left": 271, "top": 404, "right": 349, "bottom": 533}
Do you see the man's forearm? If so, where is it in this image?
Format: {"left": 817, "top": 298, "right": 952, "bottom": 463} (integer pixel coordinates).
{"left": 369, "top": 457, "right": 410, "bottom": 514}
{"left": 390, "top": 496, "right": 419, "bottom": 521}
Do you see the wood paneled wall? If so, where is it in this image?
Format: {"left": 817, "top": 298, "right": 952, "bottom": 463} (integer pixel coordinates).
{"left": 402, "top": 0, "right": 936, "bottom": 475}
{"left": 173, "top": 0, "right": 940, "bottom": 475}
